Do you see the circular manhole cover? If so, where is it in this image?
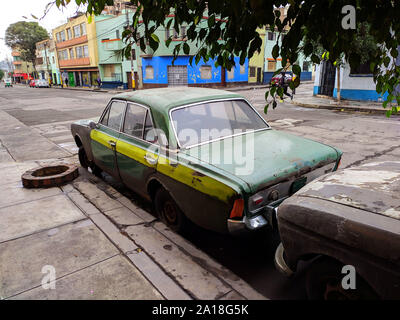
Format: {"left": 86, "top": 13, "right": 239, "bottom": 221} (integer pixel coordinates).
{"left": 22, "top": 164, "right": 79, "bottom": 188}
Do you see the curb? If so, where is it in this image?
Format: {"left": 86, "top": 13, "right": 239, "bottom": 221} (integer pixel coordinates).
{"left": 291, "top": 101, "right": 391, "bottom": 115}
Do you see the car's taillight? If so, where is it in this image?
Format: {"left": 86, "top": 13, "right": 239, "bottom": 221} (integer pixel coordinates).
{"left": 229, "top": 199, "right": 244, "bottom": 219}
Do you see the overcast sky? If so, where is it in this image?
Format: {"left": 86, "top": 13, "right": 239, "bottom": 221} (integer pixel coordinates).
{"left": 0, "top": 0, "right": 86, "bottom": 60}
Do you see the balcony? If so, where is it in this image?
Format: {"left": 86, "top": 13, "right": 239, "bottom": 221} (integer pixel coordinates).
{"left": 59, "top": 57, "right": 90, "bottom": 67}
{"left": 101, "top": 39, "right": 122, "bottom": 51}
{"left": 56, "top": 35, "right": 88, "bottom": 49}
{"left": 13, "top": 61, "right": 22, "bottom": 65}
{"left": 11, "top": 51, "right": 20, "bottom": 57}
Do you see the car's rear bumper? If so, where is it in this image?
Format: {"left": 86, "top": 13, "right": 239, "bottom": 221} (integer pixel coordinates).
{"left": 227, "top": 205, "right": 278, "bottom": 235}
{"left": 274, "top": 243, "right": 295, "bottom": 277}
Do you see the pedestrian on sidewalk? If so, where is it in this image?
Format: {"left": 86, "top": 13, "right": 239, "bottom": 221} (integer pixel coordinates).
{"left": 279, "top": 71, "right": 293, "bottom": 100}
{"left": 96, "top": 76, "right": 101, "bottom": 89}
{"left": 65, "top": 77, "right": 69, "bottom": 88}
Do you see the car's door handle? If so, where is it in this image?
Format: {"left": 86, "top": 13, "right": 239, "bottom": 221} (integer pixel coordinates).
{"left": 144, "top": 154, "right": 158, "bottom": 165}
{"left": 108, "top": 140, "right": 116, "bottom": 148}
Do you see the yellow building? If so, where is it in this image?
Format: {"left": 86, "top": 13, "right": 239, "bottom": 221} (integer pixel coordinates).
{"left": 248, "top": 27, "right": 266, "bottom": 84}
{"left": 52, "top": 13, "right": 99, "bottom": 87}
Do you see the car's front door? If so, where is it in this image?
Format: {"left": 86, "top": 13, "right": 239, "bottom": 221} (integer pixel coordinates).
{"left": 91, "top": 99, "right": 126, "bottom": 178}
{"left": 116, "top": 102, "right": 159, "bottom": 197}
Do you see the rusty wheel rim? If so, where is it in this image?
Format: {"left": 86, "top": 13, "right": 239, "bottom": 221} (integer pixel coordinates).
{"left": 163, "top": 201, "right": 177, "bottom": 225}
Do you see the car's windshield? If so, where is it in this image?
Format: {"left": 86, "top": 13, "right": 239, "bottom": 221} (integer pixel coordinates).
{"left": 171, "top": 99, "right": 269, "bottom": 148}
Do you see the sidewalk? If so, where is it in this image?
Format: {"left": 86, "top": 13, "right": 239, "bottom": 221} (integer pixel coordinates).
{"left": 0, "top": 156, "right": 266, "bottom": 300}
{"left": 292, "top": 94, "right": 391, "bottom": 115}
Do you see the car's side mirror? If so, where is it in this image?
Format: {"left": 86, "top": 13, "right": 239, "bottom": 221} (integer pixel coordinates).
{"left": 89, "top": 121, "right": 98, "bottom": 130}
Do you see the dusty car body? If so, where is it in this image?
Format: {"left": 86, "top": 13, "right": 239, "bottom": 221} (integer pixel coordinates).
{"left": 275, "top": 161, "right": 400, "bottom": 299}
{"left": 71, "top": 87, "right": 342, "bottom": 235}
{"left": 35, "top": 79, "right": 50, "bottom": 88}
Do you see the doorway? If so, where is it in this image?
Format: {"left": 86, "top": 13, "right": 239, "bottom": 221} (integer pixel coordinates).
{"left": 320, "top": 60, "right": 336, "bottom": 96}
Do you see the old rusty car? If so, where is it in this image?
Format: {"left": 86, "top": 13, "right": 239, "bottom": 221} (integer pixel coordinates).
{"left": 71, "top": 87, "right": 342, "bottom": 234}
{"left": 275, "top": 161, "right": 400, "bottom": 299}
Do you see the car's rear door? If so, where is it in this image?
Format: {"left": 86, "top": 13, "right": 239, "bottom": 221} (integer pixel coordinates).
{"left": 116, "top": 102, "right": 159, "bottom": 196}
{"left": 90, "top": 99, "right": 126, "bottom": 178}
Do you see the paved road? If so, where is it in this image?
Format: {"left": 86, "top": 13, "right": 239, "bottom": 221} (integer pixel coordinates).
{"left": 0, "top": 83, "right": 399, "bottom": 299}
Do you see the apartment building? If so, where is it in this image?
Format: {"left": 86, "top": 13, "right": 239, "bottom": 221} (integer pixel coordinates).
{"left": 35, "top": 39, "right": 59, "bottom": 84}
{"left": 11, "top": 49, "right": 33, "bottom": 83}
{"left": 52, "top": 13, "right": 99, "bottom": 87}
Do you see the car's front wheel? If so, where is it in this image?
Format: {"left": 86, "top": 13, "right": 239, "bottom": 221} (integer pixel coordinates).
{"left": 306, "top": 257, "right": 378, "bottom": 300}
{"left": 154, "top": 187, "right": 187, "bottom": 232}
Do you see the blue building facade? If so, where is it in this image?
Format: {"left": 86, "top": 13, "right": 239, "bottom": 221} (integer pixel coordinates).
{"left": 141, "top": 55, "right": 248, "bottom": 88}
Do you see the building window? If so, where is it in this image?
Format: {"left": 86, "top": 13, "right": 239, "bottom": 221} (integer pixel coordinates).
{"left": 73, "top": 25, "right": 81, "bottom": 38}
{"left": 181, "top": 27, "right": 186, "bottom": 39}
{"left": 81, "top": 23, "right": 87, "bottom": 35}
{"left": 267, "top": 32, "right": 275, "bottom": 41}
{"left": 69, "top": 48, "right": 74, "bottom": 59}
{"left": 76, "top": 46, "right": 83, "bottom": 58}
{"left": 240, "top": 64, "right": 246, "bottom": 74}
{"left": 67, "top": 28, "right": 72, "bottom": 40}
{"left": 173, "top": 29, "right": 179, "bottom": 39}
{"left": 302, "top": 61, "right": 310, "bottom": 72}
{"left": 227, "top": 68, "right": 234, "bottom": 80}
{"left": 249, "top": 66, "right": 256, "bottom": 77}
{"left": 350, "top": 62, "right": 372, "bottom": 75}
{"left": 56, "top": 33, "right": 61, "bottom": 43}
{"left": 131, "top": 49, "right": 136, "bottom": 60}
{"left": 83, "top": 45, "right": 89, "bottom": 57}
{"left": 59, "top": 31, "right": 66, "bottom": 42}
{"left": 200, "top": 65, "right": 212, "bottom": 79}
{"left": 267, "top": 60, "right": 276, "bottom": 71}
{"left": 145, "top": 66, "right": 154, "bottom": 79}
{"left": 104, "top": 64, "right": 115, "bottom": 78}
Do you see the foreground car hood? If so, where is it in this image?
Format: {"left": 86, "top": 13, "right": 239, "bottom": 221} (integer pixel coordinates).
{"left": 183, "top": 129, "right": 340, "bottom": 193}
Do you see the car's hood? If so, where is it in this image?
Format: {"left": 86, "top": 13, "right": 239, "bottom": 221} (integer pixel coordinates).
{"left": 182, "top": 129, "right": 340, "bottom": 193}
{"left": 297, "top": 161, "right": 400, "bottom": 221}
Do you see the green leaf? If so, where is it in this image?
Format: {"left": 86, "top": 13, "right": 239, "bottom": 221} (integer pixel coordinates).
{"left": 272, "top": 45, "right": 279, "bottom": 59}
{"left": 292, "top": 64, "right": 301, "bottom": 76}
{"left": 150, "top": 33, "right": 160, "bottom": 43}
{"left": 264, "top": 90, "right": 269, "bottom": 101}
{"left": 272, "top": 100, "right": 277, "bottom": 109}
{"left": 183, "top": 42, "right": 190, "bottom": 54}
{"left": 264, "top": 104, "right": 269, "bottom": 114}
{"left": 208, "top": 15, "right": 215, "bottom": 28}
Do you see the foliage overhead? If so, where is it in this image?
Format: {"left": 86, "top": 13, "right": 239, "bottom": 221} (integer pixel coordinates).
{"left": 5, "top": 21, "right": 49, "bottom": 65}
{"left": 57, "top": 0, "right": 400, "bottom": 116}
{"left": 0, "top": 70, "right": 4, "bottom": 80}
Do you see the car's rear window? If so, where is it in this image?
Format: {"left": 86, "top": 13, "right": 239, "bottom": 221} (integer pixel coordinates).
{"left": 171, "top": 99, "right": 268, "bottom": 148}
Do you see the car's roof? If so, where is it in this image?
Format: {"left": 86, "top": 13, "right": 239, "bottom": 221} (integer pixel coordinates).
{"left": 113, "top": 87, "right": 243, "bottom": 114}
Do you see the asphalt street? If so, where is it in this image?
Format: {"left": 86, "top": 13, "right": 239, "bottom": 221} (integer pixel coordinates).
{"left": 0, "top": 83, "right": 399, "bottom": 299}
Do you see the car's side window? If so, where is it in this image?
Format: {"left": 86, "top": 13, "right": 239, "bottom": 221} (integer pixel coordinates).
{"left": 144, "top": 111, "right": 157, "bottom": 143}
{"left": 100, "top": 106, "right": 110, "bottom": 126}
{"left": 122, "top": 103, "right": 146, "bottom": 138}
{"left": 104, "top": 101, "right": 126, "bottom": 131}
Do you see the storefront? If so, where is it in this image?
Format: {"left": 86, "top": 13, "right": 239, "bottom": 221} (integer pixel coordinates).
{"left": 60, "top": 68, "right": 99, "bottom": 87}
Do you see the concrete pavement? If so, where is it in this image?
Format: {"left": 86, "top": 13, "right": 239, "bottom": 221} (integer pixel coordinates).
{"left": 0, "top": 160, "right": 264, "bottom": 299}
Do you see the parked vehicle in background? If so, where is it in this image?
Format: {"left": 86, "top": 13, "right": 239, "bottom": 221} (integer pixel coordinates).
{"left": 29, "top": 79, "right": 37, "bottom": 88}
{"left": 4, "top": 79, "right": 12, "bottom": 87}
{"left": 270, "top": 73, "right": 293, "bottom": 86}
{"left": 71, "top": 87, "right": 342, "bottom": 235}
{"left": 275, "top": 161, "right": 400, "bottom": 300}
{"left": 35, "top": 79, "right": 50, "bottom": 88}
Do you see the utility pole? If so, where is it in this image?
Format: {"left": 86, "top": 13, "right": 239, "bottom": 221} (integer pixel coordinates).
{"left": 125, "top": 2, "right": 136, "bottom": 90}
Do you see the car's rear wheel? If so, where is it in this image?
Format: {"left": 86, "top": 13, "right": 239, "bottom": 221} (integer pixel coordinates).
{"left": 306, "top": 257, "right": 378, "bottom": 300}
{"left": 154, "top": 187, "right": 187, "bottom": 232}
{"left": 78, "top": 146, "right": 89, "bottom": 169}
{"left": 78, "top": 146, "right": 102, "bottom": 177}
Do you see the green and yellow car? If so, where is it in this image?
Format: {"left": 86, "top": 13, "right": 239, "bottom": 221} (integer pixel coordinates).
{"left": 71, "top": 87, "right": 342, "bottom": 234}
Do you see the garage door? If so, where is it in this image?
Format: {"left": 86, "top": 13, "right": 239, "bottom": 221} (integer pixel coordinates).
{"left": 167, "top": 65, "right": 188, "bottom": 86}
